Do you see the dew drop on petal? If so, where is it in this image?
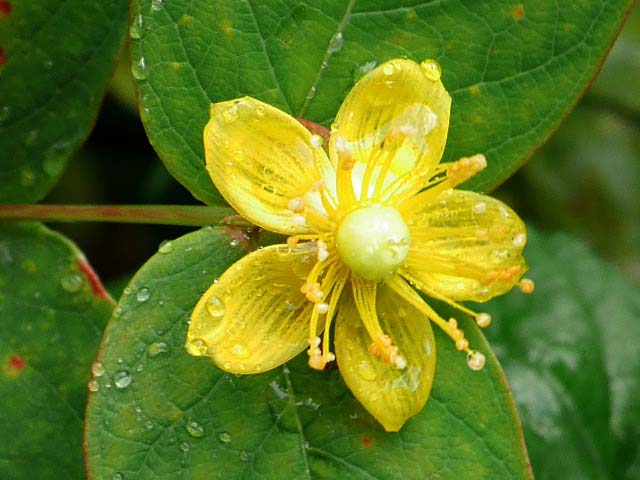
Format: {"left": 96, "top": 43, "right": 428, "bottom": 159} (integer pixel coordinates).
{"left": 420, "top": 59, "right": 441, "bottom": 81}
{"left": 206, "top": 295, "right": 225, "bottom": 318}
{"left": 356, "top": 360, "right": 377, "bottom": 381}
{"left": 472, "top": 202, "right": 487, "bottom": 214}
{"left": 114, "top": 371, "right": 132, "bottom": 389}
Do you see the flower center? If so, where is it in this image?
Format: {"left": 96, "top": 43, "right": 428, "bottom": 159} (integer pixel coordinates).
{"left": 336, "top": 206, "right": 410, "bottom": 281}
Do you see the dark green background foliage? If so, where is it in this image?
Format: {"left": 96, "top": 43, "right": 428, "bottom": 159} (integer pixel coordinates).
{"left": 0, "top": 0, "right": 639, "bottom": 478}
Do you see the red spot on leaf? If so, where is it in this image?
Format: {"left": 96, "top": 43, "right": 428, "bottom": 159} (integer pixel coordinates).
{"left": 10, "top": 355, "right": 25, "bottom": 370}
{"left": 0, "top": 47, "right": 6, "bottom": 67}
{"left": 512, "top": 4, "right": 525, "bottom": 20}
{"left": 297, "top": 118, "right": 331, "bottom": 146}
{"left": 4, "top": 355, "right": 25, "bottom": 377}
{"left": 0, "top": 1, "right": 10, "bottom": 17}
{"left": 361, "top": 437, "right": 372, "bottom": 448}
{"left": 78, "top": 261, "right": 111, "bottom": 301}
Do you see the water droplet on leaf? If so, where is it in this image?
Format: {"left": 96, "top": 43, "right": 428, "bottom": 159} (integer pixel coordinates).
{"left": 218, "top": 431, "right": 232, "bottom": 443}
{"left": 136, "top": 287, "right": 151, "bottom": 302}
{"left": 61, "top": 272, "right": 84, "bottom": 293}
{"left": 92, "top": 361, "right": 105, "bottom": 377}
{"left": 185, "top": 421, "right": 204, "bottom": 438}
{"left": 88, "top": 379, "right": 99, "bottom": 392}
{"left": 114, "top": 371, "right": 132, "bottom": 389}
{"left": 147, "top": 342, "right": 168, "bottom": 357}
{"left": 328, "top": 32, "right": 344, "bottom": 53}
{"left": 158, "top": 240, "right": 174, "bottom": 254}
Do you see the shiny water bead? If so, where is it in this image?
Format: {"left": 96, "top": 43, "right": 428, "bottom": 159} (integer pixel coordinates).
{"left": 420, "top": 59, "right": 441, "bottom": 80}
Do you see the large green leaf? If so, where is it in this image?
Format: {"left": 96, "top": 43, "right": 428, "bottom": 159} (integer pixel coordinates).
{"left": 85, "top": 226, "right": 531, "bottom": 479}
{"left": 130, "top": 0, "right": 633, "bottom": 205}
{"left": 0, "top": 222, "right": 114, "bottom": 478}
{"left": 0, "top": 0, "right": 129, "bottom": 203}
{"left": 485, "top": 229, "right": 640, "bottom": 478}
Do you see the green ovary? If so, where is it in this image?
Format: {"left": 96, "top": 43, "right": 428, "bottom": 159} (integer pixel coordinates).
{"left": 336, "top": 206, "right": 410, "bottom": 281}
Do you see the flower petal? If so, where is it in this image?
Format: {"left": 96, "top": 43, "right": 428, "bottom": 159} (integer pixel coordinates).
{"left": 204, "top": 97, "right": 335, "bottom": 234}
{"left": 400, "top": 189, "right": 528, "bottom": 302}
{"left": 329, "top": 59, "right": 451, "bottom": 201}
{"left": 335, "top": 282, "right": 436, "bottom": 432}
{"left": 186, "top": 243, "right": 318, "bottom": 373}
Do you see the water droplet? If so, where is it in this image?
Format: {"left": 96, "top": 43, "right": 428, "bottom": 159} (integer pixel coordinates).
{"left": 206, "top": 295, "right": 225, "bottom": 318}
{"left": 123, "top": 287, "right": 132, "bottom": 295}
{"left": 240, "top": 451, "right": 249, "bottom": 462}
{"left": 145, "top": 420, "right": 154, "bottom": 429}
{"left": 150, "top": 0, "right": 163, "bottom": 11}
{"left": 328, "top": 32, "right": 344, "bottom": 53}
{"left": 43, "top": 59, "right": 53, "bottom": 70}
{"left": 131, "top": 57, "right": 147, "bottom": 81}
{"left": 60, "top": 272, "right": 84, "bottom": 293}
{"left": 512, "top": 233, "right": 526, "bottom": 247}
{"left": 310, "top": 134, "right": 323, "bottom": 148}
{"left": 305, "top": 86, "right": 316, "bottom": 100}
{"left": 112, "top": 473, "right": 124, "bottom": 480}
{"left": 114, "top": 371, "right": 132, "bottom": 389}
{"left": 92, "top": 361, "right": 105, "bottom": 377}
{"left": 136, "top": 287, "right": 151, "bottom": 302}
{"left": 130, "top": 14, "right": 143, "bottom": 39}
{"left": 43, "top": 141, "right": 69, "bottom": 177}
{"left": 356, "top": 360, "right": 377, "bottom": 381}
{"left": 20, "top": 168, "right": 35, "bottom": 187}
{"left": 231, "top": 344, "right": 247, "bottom": 358}
{"left": 88, "top": 379, "right": 100, "bottom": 392}
{"left": 185, "top": 421, "right": 204, "bottom": 438}
{"left": 472, "top": 202, "right": 487, "bottom": 214}
{"left": 420, "top": 59, "right": 441, "bottom": 81}
{"left": 147, "top": 341, "right": 168, "bottom": 357}
{"left": 218, "top": 431, "right": 232, "bottom": 443}
{"left": 180, "top": 441, "right": 190, "bottom": 452}
{"left": 187, "top": 338, "right": 208, "bottom": 356}
{"left": 158, "top": 240, "right": 174, "bottom": 254}
{"left": 382, "top": 63, "right": 395, "bottom": 76}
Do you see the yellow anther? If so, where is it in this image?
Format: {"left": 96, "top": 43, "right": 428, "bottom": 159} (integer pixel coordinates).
{"left": 368, "top": 334, "right": 404, "bottom": 369}
{"left": 519, "top": 278, "right": 535, "bottom": 294}
{"left": 447, "top": 154, "right": 487, "bottom": 186}
{"left": 287, "top": 237, "right": 299, "bottom": 249}
{"left": 476, "top": 313, "right": 492, "bottom": 328}
{"left": 312, "top": 179, "right": 326, "bottom": 192}
{"left": 447, "top": 318, "right": 458, "bottom": 329}
{"left": 292, "top": 214, "right": 306, "bottom": 226}
{"left": 467, "top": 350, "right": 486, "bottom": 371}
{"left": 308, "top": 355, "right": 326, "bottom": 370}
{"left": 317, "top": 240, "right": 329, "bottom": 262}
{"left": 455, "top": 338, "right": 469, "bottom": 351}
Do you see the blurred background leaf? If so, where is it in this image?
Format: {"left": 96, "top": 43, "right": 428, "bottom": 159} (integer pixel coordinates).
{"left": 0, "top": 222, "right": 113, "bottom": 478}
{"left": 485, "top": 227, "right": 640, "bottom": 479}
{"left": 0, "top": 0, "right": 129, "bottom": 203}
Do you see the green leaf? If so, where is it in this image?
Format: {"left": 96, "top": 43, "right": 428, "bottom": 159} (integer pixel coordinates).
{"left": 0, "top": 222, "right": 114, "bottom": 478}
{"left": 85, "top": 226, "right": 531, "bottom": 479}
{"left": 130, "top": 0, "right": 633, "bottom": 205}
{"left": 0, "top": 0, "right": 129, "bottom": 203}
{"left": 485, "top": 229, "right": 640, "bottom": 478}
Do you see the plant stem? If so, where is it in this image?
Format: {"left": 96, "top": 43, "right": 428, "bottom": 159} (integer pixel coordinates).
{"left": 0, "top": 205, "right": 237, "bottom": 227}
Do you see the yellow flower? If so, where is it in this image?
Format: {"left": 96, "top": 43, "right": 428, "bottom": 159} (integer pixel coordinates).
{"left": 186, "top": 58, "right": 531, "bottom": 432}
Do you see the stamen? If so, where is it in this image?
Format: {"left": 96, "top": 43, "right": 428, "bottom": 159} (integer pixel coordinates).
{"left": 316, "top": 240, "right": 329, "bottom": 262}
{"left": 287, "top": 237, "right": 299, "bottom": 249}
{"left": 519, "top": 278, "right": 535, "bottom": 294}
{"left": 447, "top": 154, "right": 487, "bottom": 187}
{"left": 455, "top": 338, "right": 469, "bottom": 351}
{"left": 369, "top": 334, "right": 406, "bottom": 369}
{"left": 475, "top": 313, "right": 492, "bottom": 328}
{"left": 466, "top": 350, "right": 486, "bottom": 371}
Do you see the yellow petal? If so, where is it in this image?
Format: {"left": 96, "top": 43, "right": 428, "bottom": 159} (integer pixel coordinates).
{"left": 186, "top": 243, "right": 317, "bottom": 373}
{"left": 335, "top": 282, "right": 436, "bottom": 432}
{"left": 400, "top": 189, "right": 528, "bottom": 302}
{"left": 204, "top": 97, "right": 335, "bottom": 234}
{"left": 329, "top": 59, "right": 451, "bottom": 202}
